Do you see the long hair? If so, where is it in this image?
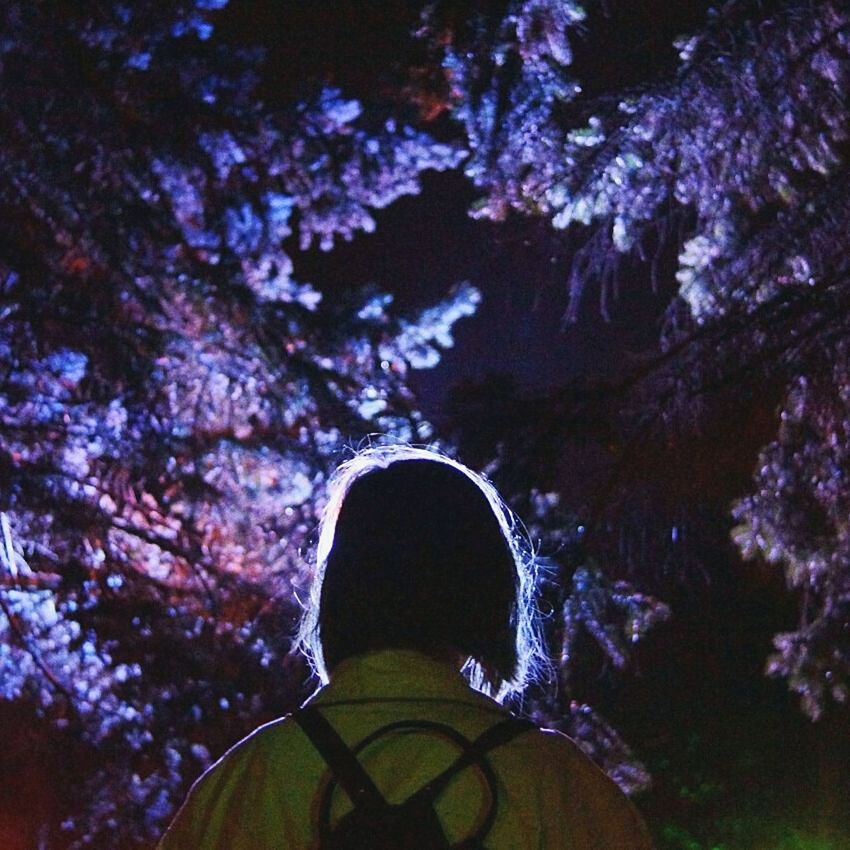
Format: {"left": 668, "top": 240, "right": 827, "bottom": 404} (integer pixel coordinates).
{"left": 296, "top": 445, "right": 545, "bottom": 703}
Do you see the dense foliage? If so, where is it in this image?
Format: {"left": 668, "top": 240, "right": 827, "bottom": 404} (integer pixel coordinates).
{"left": 426, "top": 0, "right": 850, "bottom": 719}
{"left": 2, "top": 0, "right": 849, "bottom": 845}
{"left": 0, "top": 1, "right": 475, "bottom": 844}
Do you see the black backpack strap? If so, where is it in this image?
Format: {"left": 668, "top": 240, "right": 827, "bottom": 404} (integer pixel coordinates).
{"left": 415, "top": 716, "right": 536, "bottom": 803}
{"left": 293, "top": 706, "right": 386, "bottom": 811}
{"left": 312, "top": 717, "right": 479, "bottom": 846}
{"left": 408, "top": 716, "right": 536, "bottom": 846}
{"left": 295, "top": 707, "right": 536, "bottom": 849}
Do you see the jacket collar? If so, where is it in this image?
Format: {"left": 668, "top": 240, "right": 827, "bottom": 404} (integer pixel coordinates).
{"left": 309, "top": 649, "right": 503, "bottom": 712}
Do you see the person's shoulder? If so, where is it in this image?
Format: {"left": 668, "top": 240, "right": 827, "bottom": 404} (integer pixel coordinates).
{"left": 513, "top": 724, "right": 630, "bottom": 797}
{"left": 506, "top": 725, "right": 592, "bottom": 764}
{"left": 508, "top": 724, "right": 655, "bottom": 848}
{"left": 157, "top": 714, "right": 303, "bottom": 849}
{"left": 228, "top": 712, "right": 299, "bottom": 754}
{"left": 198, "top": 713, "right": 297, "bottom": 777}
{"left": 195, "top": 715, "right": 295, "bottom": 793}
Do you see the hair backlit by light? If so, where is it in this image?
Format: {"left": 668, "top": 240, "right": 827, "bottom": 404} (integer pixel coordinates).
{"left": 296, "top": 444, "right": 547, "bottom": 703}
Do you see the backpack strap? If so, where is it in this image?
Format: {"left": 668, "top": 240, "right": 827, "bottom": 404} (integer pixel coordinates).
{"left": 413, "top": 716, "right": 535, "bottom": 804}
{"left": 294, "top": 705, "right": 387, "bottom": 811}
{"left": 408, "top": 716, "right": 535, "bottom": 846}
{"left": 295, "top": 707, "right": 536, "bottom": 848}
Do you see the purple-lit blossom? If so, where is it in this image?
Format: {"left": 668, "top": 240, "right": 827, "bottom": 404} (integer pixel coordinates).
{"left": 0, "top": 2, "right": 474, "bottom": 845}
{"left": 732, "top": 345, "right": 850, "bottom": 718}
{"left": 434, "top": 0, "right": 850, "bottom": 719}
{"left": 433, "top": 0, "right": 584, "bottom": 221}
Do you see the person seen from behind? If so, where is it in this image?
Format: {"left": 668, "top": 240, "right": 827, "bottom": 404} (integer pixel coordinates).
{"left": 159, "top": 445, "right": 654, "bottom": 848}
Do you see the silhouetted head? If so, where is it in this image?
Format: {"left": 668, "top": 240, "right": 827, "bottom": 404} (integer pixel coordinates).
{"left": 297, "top": 446, "right": 543, "bottom": 702}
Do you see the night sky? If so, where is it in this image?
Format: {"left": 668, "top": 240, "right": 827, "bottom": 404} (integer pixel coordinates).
{"left": 2, "top": 2, "right": 850, "bottom": 847}
{"left": 219, "top": 0, "right": 696, "bottom": 413}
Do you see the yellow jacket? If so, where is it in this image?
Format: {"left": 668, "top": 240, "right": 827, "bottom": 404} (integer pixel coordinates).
{"left": 159, "top": 650, "right": 653, "bottom": 849}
